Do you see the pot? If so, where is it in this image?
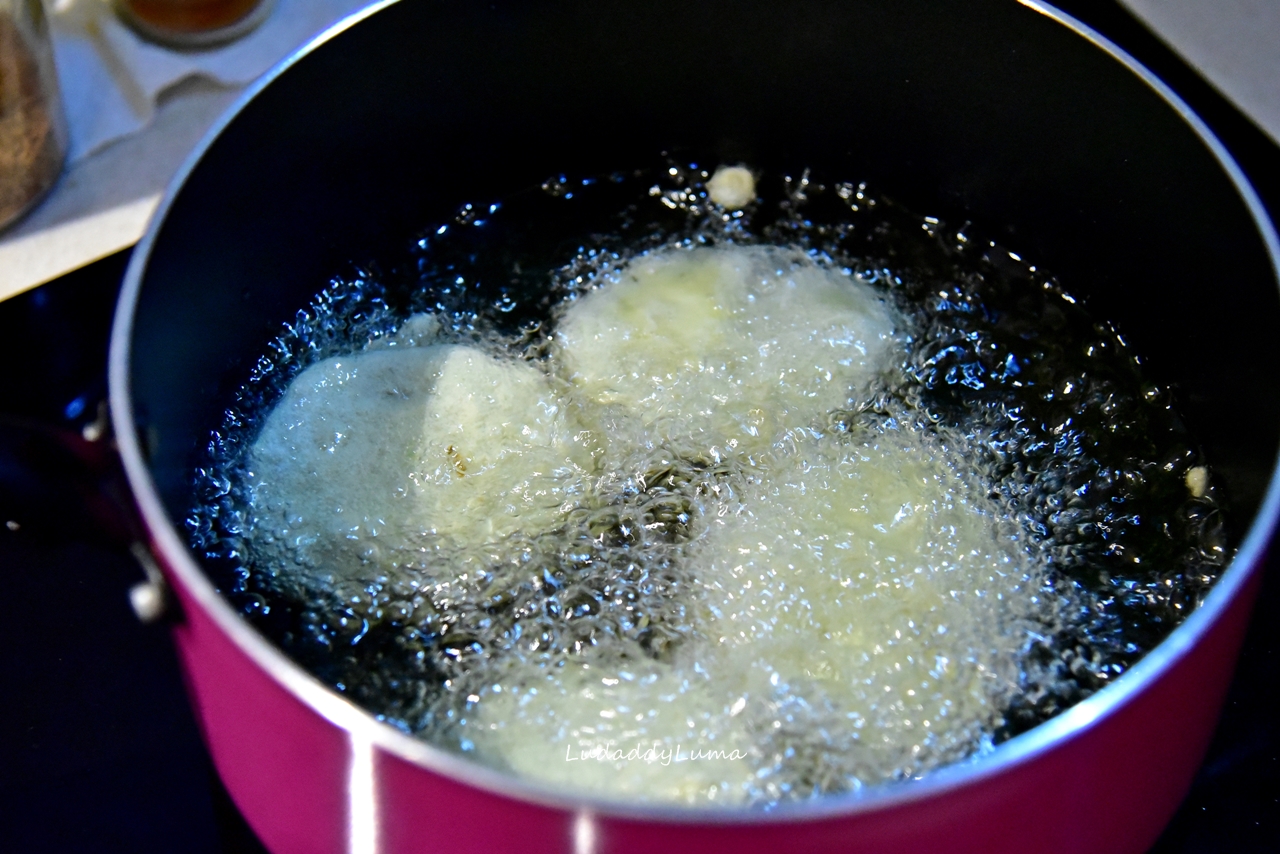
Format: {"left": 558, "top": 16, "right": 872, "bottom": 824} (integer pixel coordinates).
{"left": 108, "top": 1, "right": 1280, "bottom": 852}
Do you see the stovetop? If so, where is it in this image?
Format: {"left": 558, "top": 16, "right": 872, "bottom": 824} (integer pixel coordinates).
{"left": 1, "top": 2, "right": 1276, "bottom": 850}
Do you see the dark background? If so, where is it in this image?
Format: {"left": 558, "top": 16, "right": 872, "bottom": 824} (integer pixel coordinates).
{"left": 0, "top": 1, "right": 1276, "bottom": 850}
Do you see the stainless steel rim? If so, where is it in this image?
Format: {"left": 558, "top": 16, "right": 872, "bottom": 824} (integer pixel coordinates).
{"left": 108, "top": 0, "right": 1280, "bottom": 825}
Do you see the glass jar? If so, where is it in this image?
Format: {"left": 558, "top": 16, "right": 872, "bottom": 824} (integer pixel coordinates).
{"left": 114, "top": 0, "right": 275, "bottom": 48}
{"left": 0, "top": 0, "right": 67, "bottom": 232}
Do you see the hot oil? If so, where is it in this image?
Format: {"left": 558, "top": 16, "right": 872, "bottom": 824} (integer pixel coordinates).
{"left": 188, "top": 160, "right": 1229, "bottom": 805}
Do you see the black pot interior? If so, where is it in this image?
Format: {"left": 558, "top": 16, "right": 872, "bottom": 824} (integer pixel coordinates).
{"left": 127, "top": 0, "right": 1279, "bottom": 568}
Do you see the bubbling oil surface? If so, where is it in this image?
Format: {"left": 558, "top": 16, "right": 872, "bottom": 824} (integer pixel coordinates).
{"left": 189, "top": 161, "right": 1229, "bottom": 806}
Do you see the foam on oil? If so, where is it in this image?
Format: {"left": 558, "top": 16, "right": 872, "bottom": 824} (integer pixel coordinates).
{"left": 189, "top": 160, "right": 1228, "bottom": 806}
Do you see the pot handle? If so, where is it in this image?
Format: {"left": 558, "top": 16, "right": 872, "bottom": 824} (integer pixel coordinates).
{"left": 128, "top": 541, "right": 171, "bottom": 623}
{"left": 0, "top": 402, "right": 173, "bottom": 623}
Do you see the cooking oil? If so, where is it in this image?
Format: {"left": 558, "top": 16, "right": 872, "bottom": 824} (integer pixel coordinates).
{"left": 188, "top": 159, "right": 1228, "bottom": 805}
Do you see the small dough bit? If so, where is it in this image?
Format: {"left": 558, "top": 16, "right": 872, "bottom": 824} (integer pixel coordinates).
{"left": 247, "top": 319, "right": 595, "bottom": 585}
{"left": 706, "top": 165, "right": 756, "bottom": 209}
{"left": 1185, "top": 465, "right": 1209, "bottom": 498}
{"left": 554, "top": 244, "right": 901, "bottom": 459}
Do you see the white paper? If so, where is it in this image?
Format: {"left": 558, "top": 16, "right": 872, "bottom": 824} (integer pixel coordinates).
{"left": 49, "top": 0, "right": 376, "bottom": 163}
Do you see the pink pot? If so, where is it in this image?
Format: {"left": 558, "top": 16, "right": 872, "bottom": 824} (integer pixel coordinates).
{"left": 109, "top": 1, "right": 1280, "bottom": 851}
